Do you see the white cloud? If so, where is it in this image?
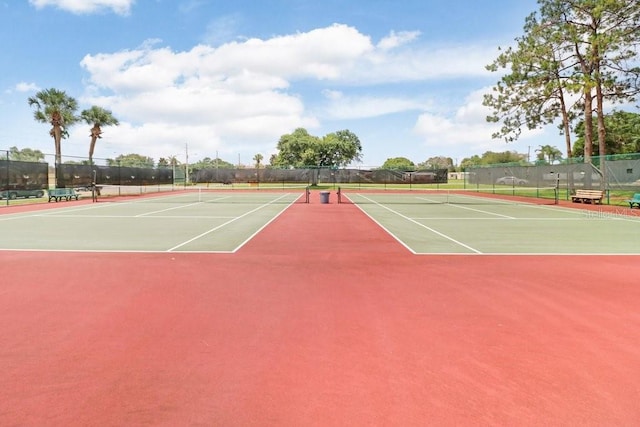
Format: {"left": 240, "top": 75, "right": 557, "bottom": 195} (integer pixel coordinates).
{"left": 322, "top": 89, "right": 343, "bottom": 101}
{"left": 351, "top": 43, "right": 498, "bottom": 84}
{"left": 178, "top": 0, "right": 206, "bottom": 14}
{"left": 71, "top": 24, "right": 509, "bottom": 163}
{"left": 321, "top": 90, "right": 429, "bottom": 120}
{"left": 14, "top": 82, "right": 40, "bottom": 92}
{"left": 413, "top": 88, "right": 546, "bottom": 155}
{"left": 202, "top": 14, "right": 243, "bottom": 46}
{"left": 29, "top": 0, "right": 133, "bottom": 15}
{"left": 377, "top": 30, "right": 420, "bottom": 51}
{"left": 212, "top": 24, "right": 374, "bottom": 80}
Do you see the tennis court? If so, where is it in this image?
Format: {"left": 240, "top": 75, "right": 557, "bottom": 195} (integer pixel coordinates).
{"left": 0, "top": 189, "right": 304, "bottom": 252}
{"left": 1, "top": 187, "right": 638, "bottom": 254}
{"left": 1, "top": 187, "right": 640, "bottom": 426}
{"left": 340, "top": 189, "right": 640, "bottom": 254}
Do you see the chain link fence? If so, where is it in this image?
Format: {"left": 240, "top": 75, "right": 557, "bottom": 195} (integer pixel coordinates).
{"left": 464, "top": 153, "right": 640, "bottom": 203}
{"left": 1, "top": 150, "right": 49, "bottom": 202}
{"left": 190, "top": 167, "right": 448, "bottom": 187}
{"left": 4, "top": 147, "right": 639, "bottom": 206}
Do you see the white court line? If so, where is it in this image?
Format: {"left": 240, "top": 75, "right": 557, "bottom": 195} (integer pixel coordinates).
{"left": 350, "top": 194, "right": 482, "bottom": 254}
{"left": 135, "top": 202, "right": 205, "bottom": 217}
{"left": 531, "top": 203, "right": 640, "bottom": 223}
{"left": 167, "top": 193, "right": 294, "bottom": 252}
{"left": 35, "top": 214, "right": 237, "bottom": 219}
{"left": 0, "top": 200, "right": 118, "bottom": 220}
{"left": 0, "top": 213, "right": 37, "bottom": 222}
{"left": 24, "top": 195, "right": 262, "bottom": 220}
{"left": 348, "top": 201, "right": 417, "bottom": 254}
{"left": 2, "top": 247, "right": 637, "bottom": 255}
{"left": 411, "top": 251, "right": 640, "bottom": 256}
{"left": 231, "top": 198, "right": 298, "bottom": 253}
{"left": 411, "top": 217, "right": 585, "bottom": 221}
{"left": 415, "top": 196, "right": 516, "bottom": 219}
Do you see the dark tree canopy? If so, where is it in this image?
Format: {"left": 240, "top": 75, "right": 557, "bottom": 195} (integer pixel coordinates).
{"left": 8, "top": 146, "right": 46, "bottom": 162}
{"left": 108, "top": 153, "right": 155, "bottom": 168}
{"left": 271, "top": 128, "right": 362, "bottom": 168}
{"left": 380, "top": 157, "right": 415, "bottom": 170}
{"left": 460, "top": 151, "right": 528, "bottom": 169}
{"left": 189, "top": 157, "right": 236, "bottom": 170}
{"left": 418, "top": 156, "right": 454, "bottom": 170}
{"left": 572, "top": 110, "right": 640, "bottom": 156}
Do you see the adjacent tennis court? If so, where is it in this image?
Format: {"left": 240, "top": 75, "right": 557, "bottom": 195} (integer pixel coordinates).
{"left": 340, "top": 189, "right": 640, "bottom": 254}
{"left": 1, "top": 188, "right": 640, "bottom": 426}
{"left": 0, "top": 189, "right": 304, "bottom": 252}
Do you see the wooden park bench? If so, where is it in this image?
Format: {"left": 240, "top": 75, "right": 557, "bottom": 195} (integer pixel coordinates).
{"left": 627, "top": 193, "right": 640, "bottom": 209}
{"left": 48, "top": 188, "right": 81, "bottom": 202}
{"left": 570, "top": 189, "right": 604, "bottom": 204}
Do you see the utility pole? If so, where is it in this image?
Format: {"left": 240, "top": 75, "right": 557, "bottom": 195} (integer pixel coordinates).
{"left": 185, "top": 143, "right": 189, "bottom": 185}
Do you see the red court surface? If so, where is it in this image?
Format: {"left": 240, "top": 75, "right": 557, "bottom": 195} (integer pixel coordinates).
{"left": 1, "top": 197, "right": 639, "bottom": 426}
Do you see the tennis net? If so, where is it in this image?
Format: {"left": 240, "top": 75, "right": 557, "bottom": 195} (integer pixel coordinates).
{"left": 92, "top": 184, "right": 310, "bottom": 204}
{"left": 336, "top": 186, "right": 560, "bottom": 205}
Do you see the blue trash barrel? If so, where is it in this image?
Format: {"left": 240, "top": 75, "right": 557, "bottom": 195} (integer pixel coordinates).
{"left": 319, "top": 191, "right": 330, "bottom": 204}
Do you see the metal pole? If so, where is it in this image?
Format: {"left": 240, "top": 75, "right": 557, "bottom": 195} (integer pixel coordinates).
{"left": 4, "top": 150, "right": 8, "bottom": 206}
{"left": 92, "top": 169, "right": 97, "bottom": 202}
{"left": 185, "top": 143, "right": 189, "bottom": 186}
{"left": 551, "top": 171, "right": 560, "bottom": 204}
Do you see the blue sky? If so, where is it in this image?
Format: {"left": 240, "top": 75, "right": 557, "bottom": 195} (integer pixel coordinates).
{"left": 0, "top": 0, "right": 563, "bottom": 167}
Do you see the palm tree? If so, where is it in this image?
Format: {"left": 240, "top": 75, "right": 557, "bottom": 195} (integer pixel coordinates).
{"left": 80, "top": 106, "right": 119, "bottom": 165}
{"left": 28, "top": 88, "right": 79, "bottom": 171}
{"left": 253, "top": 153, "right": 264, "bottom": 183}
{"left": 535, "top": 145, "right": 563, "bottom": 165}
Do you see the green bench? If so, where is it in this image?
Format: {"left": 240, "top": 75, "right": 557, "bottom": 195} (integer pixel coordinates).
{"left": 570, "top": 189, "right": 604, "bottom": 204}
{"left": 627, "top": 193, "right": 640, "bottom": 209}
{"left": 48, "top": 188, "right": 80, "bottom": 202}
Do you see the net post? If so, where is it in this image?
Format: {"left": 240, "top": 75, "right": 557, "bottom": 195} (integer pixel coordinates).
{"left": 552, "top": 171, "right": 559, "bottom": 205}
{"left": 91, "top": 170, "right": 98, "bottom": 202}
{"left": 337, "top": 186, "right": 341, "bottom": 204}
{"left": 305, "top": 186, "right": 310, "bottom": 204}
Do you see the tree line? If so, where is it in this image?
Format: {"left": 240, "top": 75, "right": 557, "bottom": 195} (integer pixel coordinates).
{"left": 11, "top": 111, "right": 638, "bottom": 171}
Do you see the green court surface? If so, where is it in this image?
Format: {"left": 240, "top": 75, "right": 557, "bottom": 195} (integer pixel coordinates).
{"left": 344, "top": 192, "right": 640, "bottom": 255}
{"left": 1, "top": 189, "right": 639, "bottom": 254}
{"left": 0, "top": 191, "right": 302, "bottom": 252}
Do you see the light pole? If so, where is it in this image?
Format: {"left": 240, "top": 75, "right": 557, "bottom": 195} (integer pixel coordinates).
{"left": 185, "top": 143, "right": 189, "bottom": 186}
